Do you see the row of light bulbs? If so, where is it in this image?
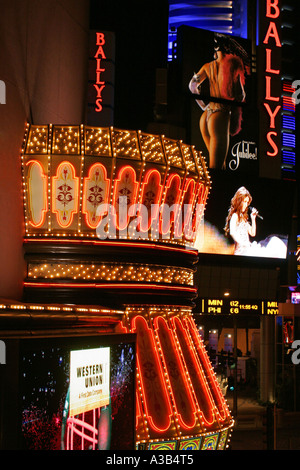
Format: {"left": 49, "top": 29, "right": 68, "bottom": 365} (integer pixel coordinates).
{"left": 127, "top": 306, "right": 233, "bottom": 446}
{"left": 135, "top": 340, "right": 232, "bottom": 447}
{"left": 24, "top": 125, "right": 209, "bottom": 177}
{"left": 28, "top": 263, "right": 194, "bottom": 285}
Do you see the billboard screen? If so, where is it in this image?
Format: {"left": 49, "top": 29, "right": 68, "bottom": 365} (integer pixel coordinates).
{"left": 69, "top": 347, "right": 110, "bottom": 417}
{"left": 194, "top": 170, "right": 293, "bottom": 260}
{"left": 19, "top": 334, "right": 136, "bottom": 450}
{"left": 178, "top": 26, "right": 258, "bottom": 174}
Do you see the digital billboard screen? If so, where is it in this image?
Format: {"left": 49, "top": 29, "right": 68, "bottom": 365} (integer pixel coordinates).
{"left": 194, "top": 170, "right": 293, "bottom": 260}
{"left": 178, "top": 26, "right": 258, "bottom": 174}
{"left": 19, "top": 334, "right": 136, "bottom": 450}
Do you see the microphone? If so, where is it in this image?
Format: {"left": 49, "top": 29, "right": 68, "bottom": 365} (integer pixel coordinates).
{"left": 249, "top": 206, "right": 263, "bottom": 220}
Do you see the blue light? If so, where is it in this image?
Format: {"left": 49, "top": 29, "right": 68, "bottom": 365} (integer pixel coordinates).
{"left": 282, "top": 133, "right": 295, "bottom": 147}
{"left": 282, "top": 115, "right": 295, "bottom": 130}
{"left": 167, "top": 0, "right": 248, "bottom": 61}
{"left": 282, "top": 150, "right": 296, "bottom": 165}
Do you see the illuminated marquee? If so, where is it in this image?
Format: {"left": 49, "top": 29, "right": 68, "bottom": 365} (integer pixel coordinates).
{"left": 124, "top": 306, "right": 233, "bottom": 449}
{"left": 21, "top": 124, "right": 210, "bottom": 247}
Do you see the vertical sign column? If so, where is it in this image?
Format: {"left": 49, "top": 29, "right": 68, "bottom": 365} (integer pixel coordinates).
{"left": 258, "top": 0, "right": 282, "bottom": 178}
{"left": 87, "top": 31, "right": 115, "bottom": 126}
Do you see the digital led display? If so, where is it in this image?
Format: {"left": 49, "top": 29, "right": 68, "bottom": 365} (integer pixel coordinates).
{"left": 199, "top": 298, "right": 279, "bottom": 316}
{"left": 178, "top": 26, "right": 257, "bottom": 174}
{"left": 194, "top": 170, "right": 293, "bottom": 260}
{"left": 69, "top": 347, "right": 110, "bottom": 417}
{"left": 19, "top": 335, "right": 136, "bottom": 450}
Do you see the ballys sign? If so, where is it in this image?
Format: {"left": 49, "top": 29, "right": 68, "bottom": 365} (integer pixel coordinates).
{"left": 258, "top": 0, "right": 282, "bottom": 177}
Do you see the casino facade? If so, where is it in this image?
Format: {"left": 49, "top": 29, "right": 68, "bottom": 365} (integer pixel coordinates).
{"left": 0, "top": 0, "right": 299, "bottom": 451}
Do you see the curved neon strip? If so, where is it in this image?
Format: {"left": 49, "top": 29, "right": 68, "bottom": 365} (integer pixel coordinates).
{"left": 174, "top": 178, "right": 196, "bottom": 239}
{"left": 192, "top": 183, "right": 209, "bottom": 233}
{"left": 160, "top": 173, "right": 182, "bottom": 235}
{"left": 139, "top": 168, "right": 163, "bottom": 232}
{"left": 184, "top": 316, "right": 230, "bottom": 422}
{"left": 23, "top": 281, "right": 197, "bottom": 292}
{"left": 153, "top": 316, "right": 197, "bottom": 430}
{"left": 26, "top": 160, "right": 48, "bottom": 228}
{"left": 67, "top": 417, "right": 98, "bottom": 444}
{"left": 132, "top": 315, "right": 173, "bottom": 433}
{"left": 23, "top": 238, "right": 198, "bottom": 256}
{"left": 171, "top": 316, "right": 215, "bottom": 426}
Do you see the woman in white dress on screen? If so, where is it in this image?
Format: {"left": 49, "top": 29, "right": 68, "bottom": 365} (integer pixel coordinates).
{"left": 224, "top": 186, "right": 287, "bottom": 258}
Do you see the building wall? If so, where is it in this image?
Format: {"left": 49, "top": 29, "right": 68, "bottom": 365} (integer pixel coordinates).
{"left": 0, "top": 0, "right": 90, "bottom": 299}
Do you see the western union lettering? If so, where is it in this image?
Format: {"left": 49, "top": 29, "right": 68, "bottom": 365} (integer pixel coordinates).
{"left": 85, "top": 376, "right": 103, "bottom": 387}
{"left": 77, "top": 363, "right": 103, "bottom": 377}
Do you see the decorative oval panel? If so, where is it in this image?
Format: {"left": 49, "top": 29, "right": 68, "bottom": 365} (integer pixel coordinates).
{"left": 52, "top": 161, "right": 79, "bottom": 228}
{"left": 82, "top": 163, "right": 110, "bottom": 229}
{"left": 26, "top": 160, "right": 48, "bottom": 228}
{"left": 175, "top": 178, "right": 196, "bottom": 239}
{"left": 112, "top": 166, "right": 139, "bottom": 231}
{"left": 160, "top": 173, "right": 182, "bottom": 235}
{"left": 139, "top": 169, "right": 163, "bottom": 232}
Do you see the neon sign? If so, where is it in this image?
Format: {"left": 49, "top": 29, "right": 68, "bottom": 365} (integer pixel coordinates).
{"left": 263, "top": 0, "right": 281, "bottom": 157}
{"left": 260, "top": 0, "right": 282, "bottom": 165}
{"left": 87, "top": 32, "right": 115, "bottom": 126}
{"left": 94, "top": 32, "right": 106, "bottom": 113}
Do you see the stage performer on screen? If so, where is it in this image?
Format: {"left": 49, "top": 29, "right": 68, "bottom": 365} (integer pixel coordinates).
{"left": 189, "top": 33, "right": 249, "bottom": 170}
{"left": 223, "top": 186, "right": 287, "bottom": 258}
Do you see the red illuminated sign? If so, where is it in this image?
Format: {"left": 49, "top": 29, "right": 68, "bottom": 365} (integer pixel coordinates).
{"left": 87, "top": 31, "right": 115, "bottom": 126}
{"left": 94, "top": 32, "right": 106, "bottom": 113}
{"left": 263, "top": 0, "right": 281, "bottom": 158}
{"left": 258, "top": 0, "right": 282, "bottom": 177}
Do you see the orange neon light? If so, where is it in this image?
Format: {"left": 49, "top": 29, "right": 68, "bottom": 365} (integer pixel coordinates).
{"left": 160, "top": 173, "right": 182, "bottom": 236}
{"left": 192, "top": 183, "right": 208, "bottom": 234}
{"left": 23, "top": 238, "right": 198, "bottom": 256}
{"left": 263, "top": 103, "right": 281, "bottom": 129}
{"left": 94, "top": 32, "right": 106, "bottom": 113}
{"left": 262, "top": 0, "right": 281, "bottom": 160}
{"left": 265, "top": 48, "right": 280, "bottom": 74}
{"left": 26, "top": 160, "right": 48, "bottom": 228}
{"left": 131, "top": 315, "right": 173, "bottom": 433}
{"left": 139, "top": 169, "right": 163, "bottom": 232}
{"left": 23, "top": 281, "right": 197, "bottom": 293}
{"left": 266, "top": 0, "right": 280, "bottom": 19}
{"left": 174, "top": 178, "right": 196, "bottom": 239}
{"left": 263, "top": 21, "right": 281, "bottom": 47}
{"left": 52, "top": 161, "right": 79, "bottom": 228}
{"left": 171, "top": 316, "right": 215, "bottom": 427}
{"left": 265, "top": 76, "right": 279, "bottom": 102}
{"left": 82, "top": 163, "right": 110, "bottom": 229}
{"left": 184, "top": 316, "right": 230, "bottom": 422}
{"left": 153, "top": 316, "right": 197, "bottom": 430}
{"left": 266, "top": 131, "right": 278, "bottom": 156}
